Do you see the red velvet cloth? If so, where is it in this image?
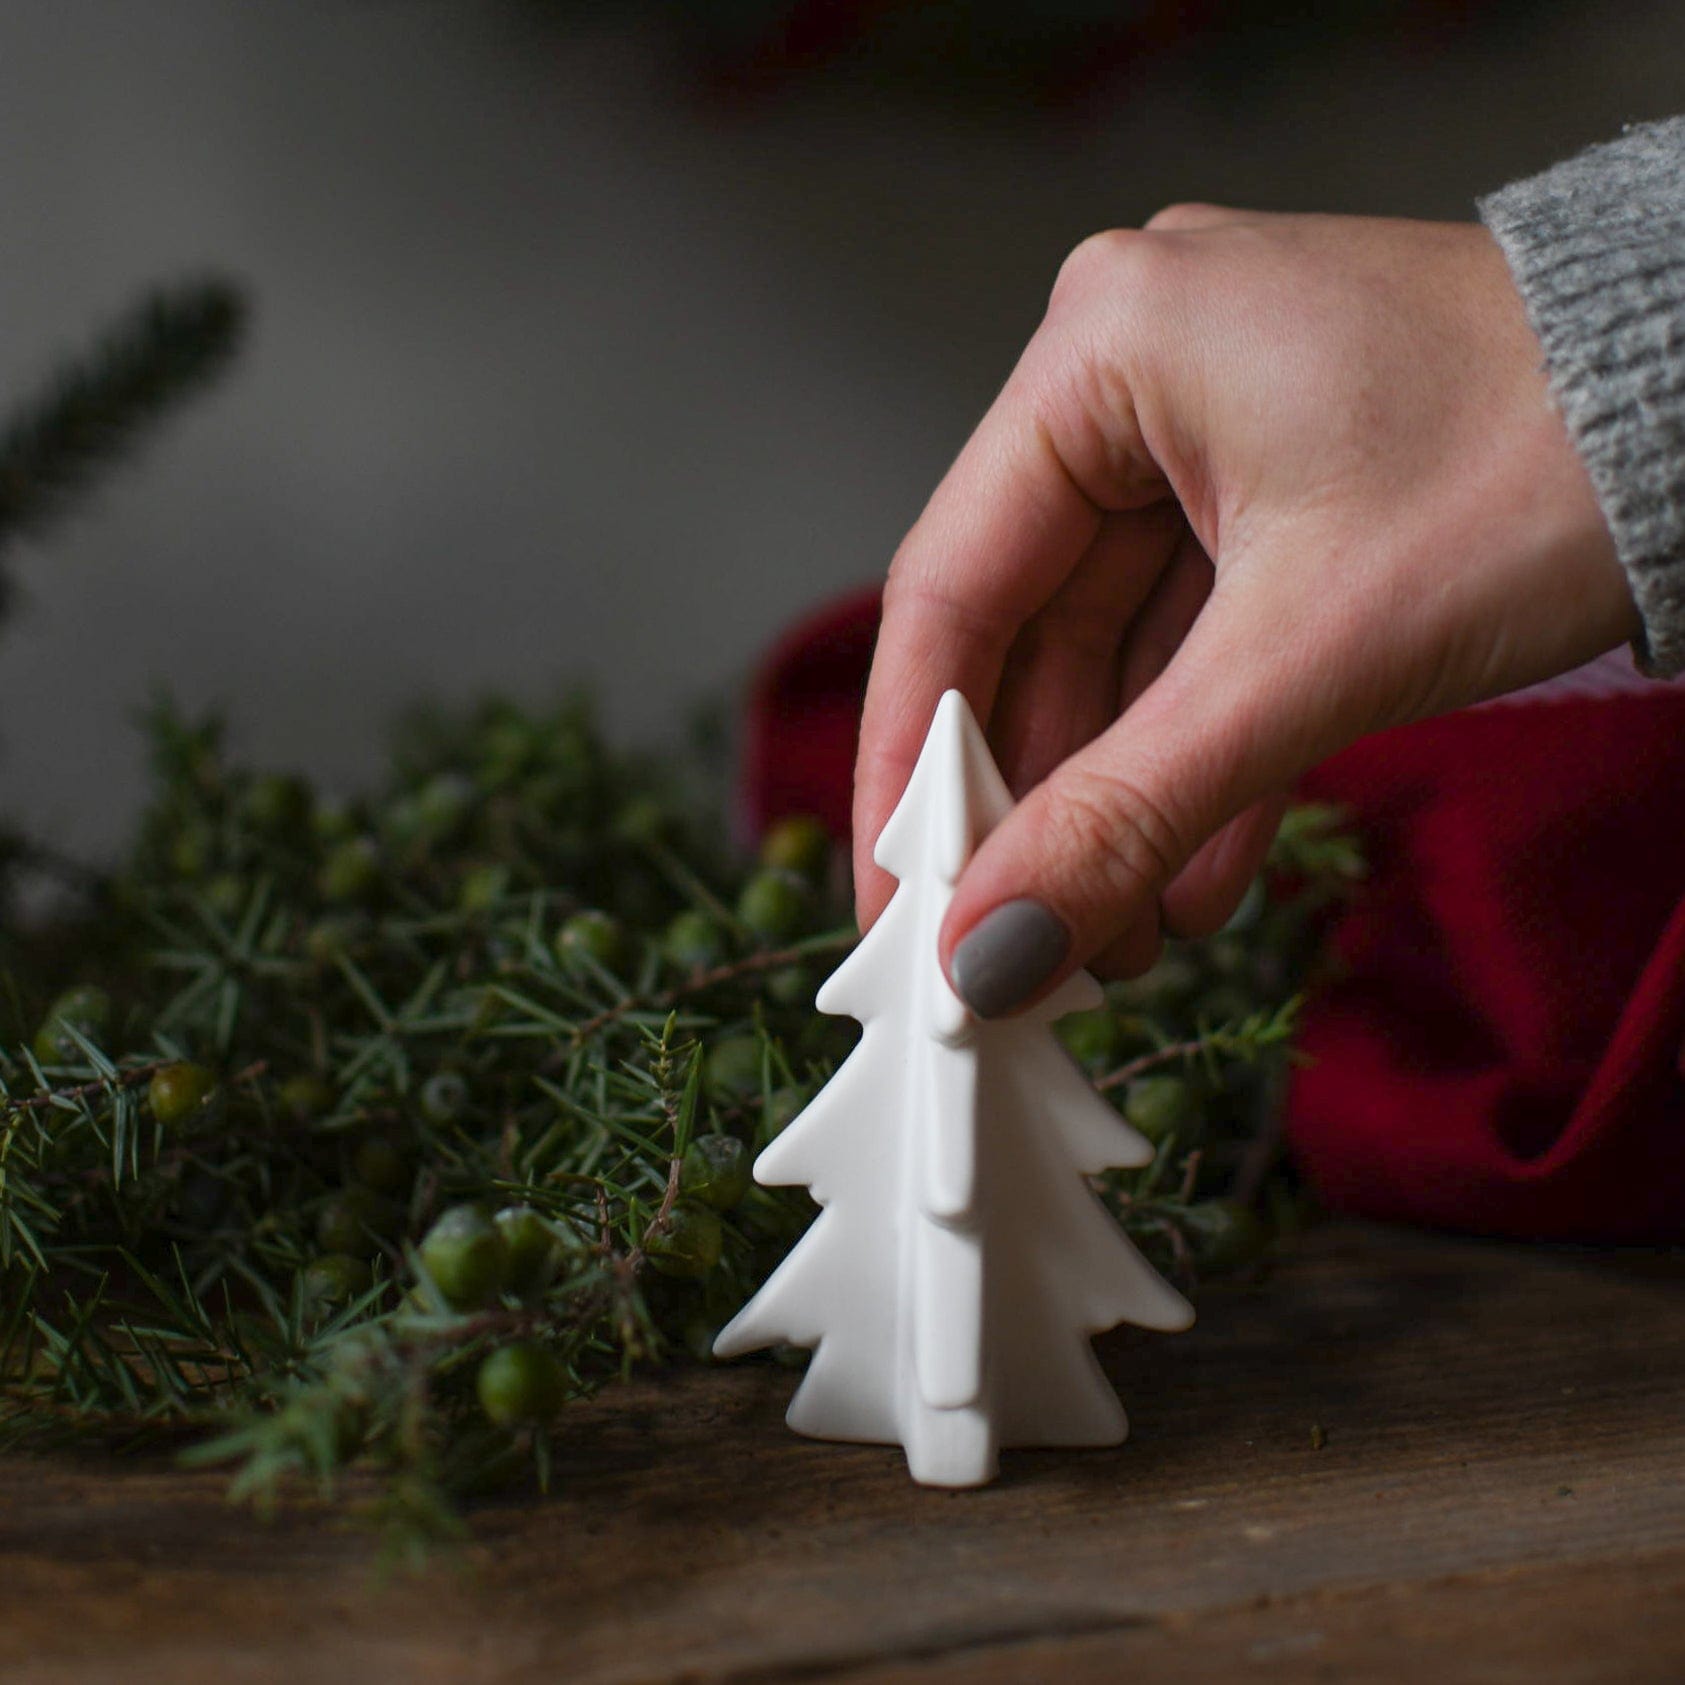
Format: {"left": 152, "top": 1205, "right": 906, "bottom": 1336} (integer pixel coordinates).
{"left": 742, "top": 592, "right": 881, "bottom": 843}
{"left": 742, "top": 588, "right": 1685, "bottom": 1242}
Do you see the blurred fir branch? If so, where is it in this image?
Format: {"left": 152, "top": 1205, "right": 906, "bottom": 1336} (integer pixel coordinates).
{"left": 0, "top": 278, "right": 247, "bottom": 605}
{"left": 0, "top": 685, "right": 1359, "bottom": 1560}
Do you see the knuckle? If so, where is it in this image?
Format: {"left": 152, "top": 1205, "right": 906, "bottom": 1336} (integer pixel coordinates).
{"left": 881, "top": 563, "right": 1012, "bottom": 650}
{"left": 881, "top": 551, "right": 948, "bottom": 621}
{"left": 1047, "top": 766, "right": 1189, "bottom": 909}
{"left": 880, "top": 554, "right": 921, "bottom": 605}
{"left": 1050, "top": 227, "right": 1140, "bottom": 309}
{"left": 1143, "top": 200, "right": 1225, "bottom": 233}
{"left": 1050, "top": 226, "right": 1187, "bottom": 331}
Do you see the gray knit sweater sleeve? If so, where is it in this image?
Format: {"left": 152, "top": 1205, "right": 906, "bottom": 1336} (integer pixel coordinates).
{"left": 1479, "top": 119, "right": 1685, "bottom": 677}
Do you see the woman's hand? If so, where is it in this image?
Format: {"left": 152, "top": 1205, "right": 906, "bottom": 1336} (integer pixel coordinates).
{"left": 853, "top": 207, "right": 1638, "bottom": 1017}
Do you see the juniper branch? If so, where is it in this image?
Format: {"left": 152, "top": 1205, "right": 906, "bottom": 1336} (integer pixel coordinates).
{"left": 1, "top": 1059, "right": 170, "bottom": 1121}
{"left": 0, "top": 685, "right": 1354, "bottom": 1557}
{"left": 0, "top": 276, "right": 248, "bottom": 563}
{"left": 563, "top": 928, "right": 856, "bottom": 1047}
{"left": 1095, "top": 997, "right": 1301, "bottom": 1092}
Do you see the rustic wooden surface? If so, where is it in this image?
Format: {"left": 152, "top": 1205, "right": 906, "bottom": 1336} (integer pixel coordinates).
{"left": 2, "top": 1222, "right": 1683, "bottom": 1684}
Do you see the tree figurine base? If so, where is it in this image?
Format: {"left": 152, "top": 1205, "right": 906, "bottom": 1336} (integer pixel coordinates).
{"left": 715, "top": 690, "right": 1194, "bottom": 1487}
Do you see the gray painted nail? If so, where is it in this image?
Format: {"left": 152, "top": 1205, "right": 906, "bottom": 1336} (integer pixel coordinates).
{"left": 950, "top": 899, "right": 1071, "bottom": 1019}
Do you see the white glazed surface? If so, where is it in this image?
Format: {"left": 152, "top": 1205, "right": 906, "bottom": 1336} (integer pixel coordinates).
{"left": 714, "top": 690, "right": 1194, "bottom": 1487}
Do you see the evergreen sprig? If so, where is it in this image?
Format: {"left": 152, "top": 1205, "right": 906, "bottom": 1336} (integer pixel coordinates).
{"left": 0, "top": 694, "right": 1356, "bottom": 1559}
{"left": 0, "top": 278, "right": 248, "bottom": 578}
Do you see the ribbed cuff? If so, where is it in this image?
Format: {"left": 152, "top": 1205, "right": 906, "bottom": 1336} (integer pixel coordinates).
{"left": 1479, "top": 118, "right": 1685, "bottom": 679}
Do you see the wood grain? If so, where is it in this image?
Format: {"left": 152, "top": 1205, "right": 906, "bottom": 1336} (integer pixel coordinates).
{"left": 1, "top": 1223, "right": 1681, "bottom": 1684}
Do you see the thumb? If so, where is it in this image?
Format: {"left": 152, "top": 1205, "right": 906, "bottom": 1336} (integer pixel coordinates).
{"left": 940, "top": 598, "right": 1313, "bottom": 1017}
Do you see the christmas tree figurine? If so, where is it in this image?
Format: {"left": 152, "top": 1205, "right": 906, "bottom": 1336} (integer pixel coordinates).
{"left": 714, "top": 689, "right": 1194, "bottom": 1486}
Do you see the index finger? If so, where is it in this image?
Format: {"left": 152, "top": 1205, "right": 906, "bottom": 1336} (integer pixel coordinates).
{"left": 851, "top": 312, "right": 1164, "bottom": 928}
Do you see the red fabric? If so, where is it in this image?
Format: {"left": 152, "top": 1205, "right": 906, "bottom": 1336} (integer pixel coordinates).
{"left": 743, "top": 588, "right": 1685, "bottom": 1243}
{"left": 1291, "top": 694, "right": 1685, "bottom": 1242}
{"left": 741, "top": 589, "right": 883, "bottom": 843}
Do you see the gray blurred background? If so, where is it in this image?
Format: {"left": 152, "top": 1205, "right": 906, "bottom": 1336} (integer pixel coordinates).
{"left": 3, "top": 0, "right": 1684, "bottom": 857}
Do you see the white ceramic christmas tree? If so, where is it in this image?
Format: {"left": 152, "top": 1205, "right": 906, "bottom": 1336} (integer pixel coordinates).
{"left": 714, "top": 689, "right": 1194, "bottom": 1486}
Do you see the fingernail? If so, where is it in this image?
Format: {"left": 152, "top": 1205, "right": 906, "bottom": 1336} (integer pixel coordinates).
{"left": 950, "top": 899, "right": 1071, "bottom": 1019}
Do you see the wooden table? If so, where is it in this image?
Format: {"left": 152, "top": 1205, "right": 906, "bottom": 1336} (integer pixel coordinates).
{"left": 2, "top": 1222, "right": 1683, "bottom": 1684}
